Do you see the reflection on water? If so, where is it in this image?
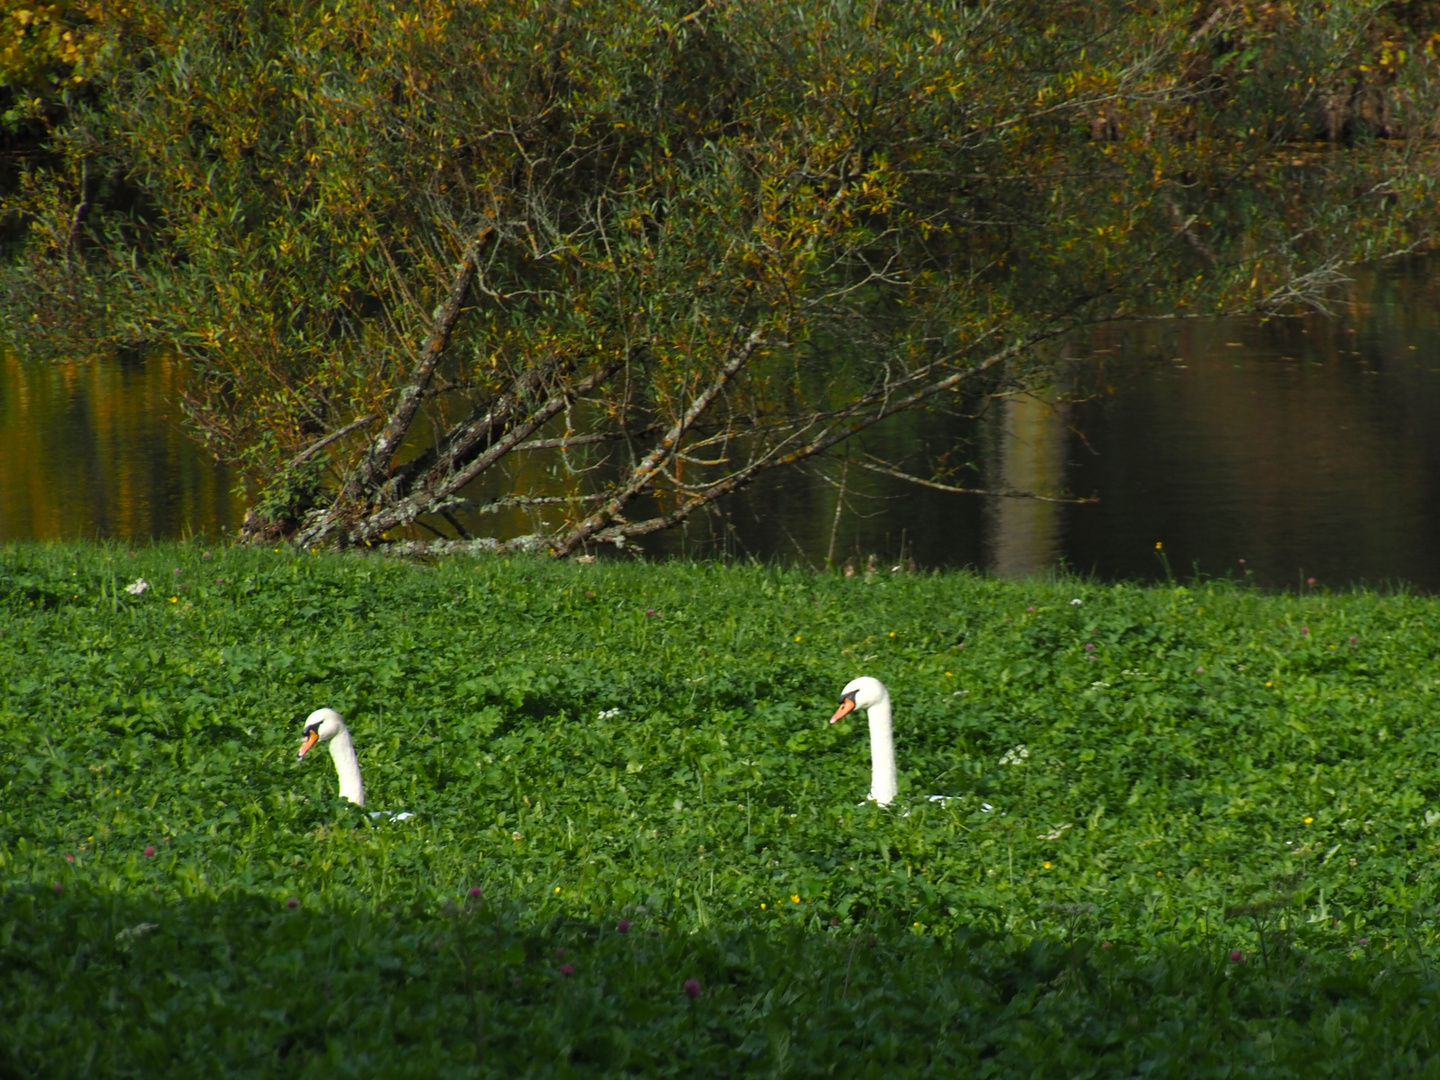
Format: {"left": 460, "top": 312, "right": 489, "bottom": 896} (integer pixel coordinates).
{"left": 5, "top": 257, "right": 1440, "bottom": 590}
{"left": 1060, "top": 294, "right": 1440, "bottom": 590}
{"left": 0, "top": 351, "right": 242, "bottom": 542}
{"left": 658, "top": 255, "right": 1440, "bottom": 590}
{"left": 985, "top": 393, "right": 1070, "bottom": 578}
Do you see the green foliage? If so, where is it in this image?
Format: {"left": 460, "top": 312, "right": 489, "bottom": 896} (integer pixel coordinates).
{"left": 0, "top": 2, "right": 116, "bottom": 111}
{"left": 4, "top": 543, "right": 1440, "bottom": 1072}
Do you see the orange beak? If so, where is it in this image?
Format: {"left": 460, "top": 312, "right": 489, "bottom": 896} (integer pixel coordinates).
{"left": 829, "top": 696, "right": 857, "bottom": 724}
{"left": 297, "top": 729, "right": 320, "bottom": 759}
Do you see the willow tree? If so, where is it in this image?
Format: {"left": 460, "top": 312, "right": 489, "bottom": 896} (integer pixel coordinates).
{"left": 4, "top": 1, "right": 1437, "bottom": 551}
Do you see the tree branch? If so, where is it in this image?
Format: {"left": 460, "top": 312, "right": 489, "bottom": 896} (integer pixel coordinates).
{"left": 360, "top": 358, "right": 623, "bottom": 540}
{"left": 553, "top": 331, "right": 1051, "bottom": 556}
{"left": 285, "top": 413, "right": 380, "bottom": 472}
{"left": 850, "top": 458, "right": 1099, "bottom": 504}
{"left": 555, "top": 327, "right": 765, "bottom": 553}
{"left": 341, "top": 225, "right": 495, "bottom": 501}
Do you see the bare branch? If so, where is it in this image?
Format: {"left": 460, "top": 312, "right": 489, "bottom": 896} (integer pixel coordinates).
{"left": 850, "top": 457, "right": 1099, "bottom": 504}
{"left": 342, "top": 224, "right": 495, "bottom": 500}
{"left": 556, "top": 327, "right": 765, "bottom": 552}
{"left": 556, "top": 330, "right": 1057, "bottom": 555}
{"left": 434, "top": 494, "right": 595, "bottom": 516}
{"left": 285, "top": 413, "right": 379, "bottom": 472}
{"left": 362, "top": 357, "right": 623, "bottom": 540}
{"left": 510, "top": 429, "right": 652, "bottom": 452}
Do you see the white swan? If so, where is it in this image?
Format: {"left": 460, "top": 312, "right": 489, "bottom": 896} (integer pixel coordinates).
{"left": 297, "top": 708, "right": 412, "bottom": 820}
{"left": 828, "top": 677, "right": 987, "bottom": 812}
{"left": 829, "top": 676, "right": 899, "bottom": 806}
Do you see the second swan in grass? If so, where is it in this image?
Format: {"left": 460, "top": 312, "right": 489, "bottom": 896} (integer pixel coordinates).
{"left": 297, "top": 708, "right": 413, "bottom": 821}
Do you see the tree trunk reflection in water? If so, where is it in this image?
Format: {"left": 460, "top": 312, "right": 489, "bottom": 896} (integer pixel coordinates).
{"left": 984, "top": 392, "right": 1070, "bottom": 578}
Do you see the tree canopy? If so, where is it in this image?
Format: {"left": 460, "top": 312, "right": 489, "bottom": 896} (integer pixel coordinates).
{"left": 3, "top": 1, "right": 1438, "bottom": 551}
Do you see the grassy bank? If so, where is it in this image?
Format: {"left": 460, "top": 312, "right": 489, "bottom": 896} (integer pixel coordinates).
{"left": 3, "top": 543, "right": 1440, "bottom": 1076}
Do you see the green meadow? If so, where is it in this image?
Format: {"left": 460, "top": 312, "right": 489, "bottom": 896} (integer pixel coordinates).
{"left": 4, "top": 543, "right": 1440, "bottom": 1077}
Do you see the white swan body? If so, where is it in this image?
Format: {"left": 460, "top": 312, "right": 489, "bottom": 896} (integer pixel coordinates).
{"left": 297, "top": 708, "right": 413, "bottom": 820}
{"left": 829, "top": 676, "right": 899, "bottom": 807}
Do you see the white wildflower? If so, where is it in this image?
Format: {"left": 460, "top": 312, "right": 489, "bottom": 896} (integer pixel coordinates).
{"left": 597, "top": 707, "right": 621, "bottom": 721}
{"left": 1070, "top": 598, "right": 1082, "bottom": 606}
{"left": 124, "top": 578, "right": 149, "bottom": 596}
{"left": 115, "top": 922, "right": 159, "bottom": 950}
{"left": 999, "top": 744, "right": 1030, "bottom": 766}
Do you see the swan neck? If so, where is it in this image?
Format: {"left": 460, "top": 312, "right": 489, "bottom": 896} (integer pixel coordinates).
{"left": 328, "top": 727, "right": 365, "bottom": 806}
{"left": 866, "top": 694, "right": 898, "bottom": 807}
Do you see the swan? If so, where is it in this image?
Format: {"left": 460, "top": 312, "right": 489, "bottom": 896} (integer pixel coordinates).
{"left": 829, "top": 677, "right": 899, "bottom": 806}
{"left": 828, "top": 677, "right": 990, "bottom": 812}
{"left": 297, "top": 708, "right": 412, "bottom": 820}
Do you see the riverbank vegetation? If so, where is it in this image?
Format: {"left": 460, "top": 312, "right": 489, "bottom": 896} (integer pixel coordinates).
{"left": 5, "top": 543, "right": 1440, "bottom": 1074}
{"left": 3, "top": 2, "right": 1440, "bottom": 550}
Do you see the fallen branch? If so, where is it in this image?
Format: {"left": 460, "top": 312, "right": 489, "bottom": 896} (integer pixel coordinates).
{"left": 433, "top": 494, "right": 596, "bottom": 516}
{"left": 342, "top": 225, "right": 496, "bottom": 501}
{"left": 556, "top": 327, "right": 765, "bottom": 553}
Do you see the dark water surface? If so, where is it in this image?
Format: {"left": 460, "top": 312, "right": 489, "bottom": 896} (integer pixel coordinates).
{"left": 0, "top": 351, "right": 242, "bottom": 542}
{"left": 4, "top": 258, "right": 1440, "bottom": 590}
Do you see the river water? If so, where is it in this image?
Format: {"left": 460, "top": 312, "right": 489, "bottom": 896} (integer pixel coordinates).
{"left": 4, "top": 257, "right": 1440, "bottom": 590}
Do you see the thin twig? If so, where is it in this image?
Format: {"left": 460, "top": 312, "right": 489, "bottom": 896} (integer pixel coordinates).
{"left": 285, "top": 414, "right": 380, "bottom": 472}
{"left": 826, "top": 459, "right": 848, "bottom": 567}
{"left": 851, "top": 458, "right": 1099, "bottom": 504}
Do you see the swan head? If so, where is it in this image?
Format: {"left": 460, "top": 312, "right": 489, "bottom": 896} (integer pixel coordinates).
{"left": 297, "top": 708, "right": 346, "bottom": 759}
{"left": 829, "top": 676, "right": 889, "bottom": 723}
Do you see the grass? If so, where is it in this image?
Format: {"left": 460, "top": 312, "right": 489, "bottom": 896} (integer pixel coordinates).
{"left": 4, "top": 542, "right": 1440, "bottom": 1076}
